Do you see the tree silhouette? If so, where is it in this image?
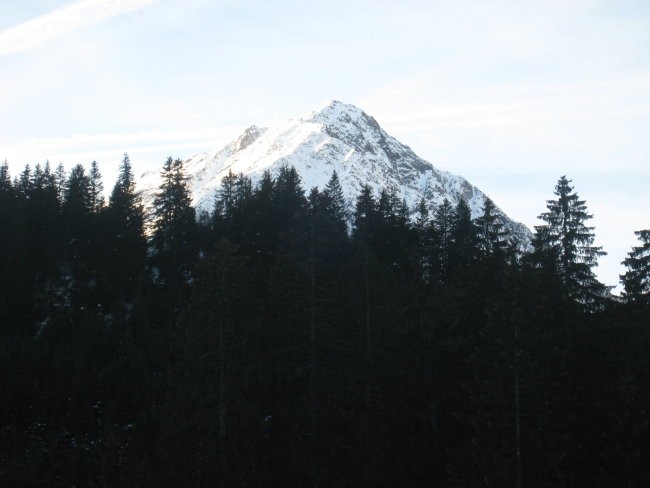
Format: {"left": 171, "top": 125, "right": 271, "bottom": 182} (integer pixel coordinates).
{"left": 532, "top": 176, "right": 608, "bottom": 310}
{"left": 620, "top": 229, "right": 650, "bottom": 304}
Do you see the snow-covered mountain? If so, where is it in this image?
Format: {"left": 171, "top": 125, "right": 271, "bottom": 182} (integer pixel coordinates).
{"left": 138, "top": 100, "right": 531, "bottom": 242}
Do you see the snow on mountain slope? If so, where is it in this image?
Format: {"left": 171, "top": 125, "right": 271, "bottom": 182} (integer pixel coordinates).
{"left": 138, "top": 100, "right": 531, "bottom": 242}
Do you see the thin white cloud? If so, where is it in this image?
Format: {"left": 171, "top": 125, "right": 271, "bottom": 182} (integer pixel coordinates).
{"left": 0, "top": 0, "right": 157, "bottom": 57}
{"left": 2, "top": 126, "right": 242, "bottom": 163}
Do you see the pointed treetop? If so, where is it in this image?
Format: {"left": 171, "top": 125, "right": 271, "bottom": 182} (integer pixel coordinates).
{"left": 620, "top": 229, "right": 650, "bottom": 303}
{"left": 533, "top": 175, "right": 608, "bottom": 309}
{"left": 0, "top": 160, "right": 11, "bottom": 192}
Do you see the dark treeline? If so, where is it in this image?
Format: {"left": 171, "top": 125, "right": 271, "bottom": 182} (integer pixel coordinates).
{"left": 1, "top": 156, "right": 649, "bottom": 487}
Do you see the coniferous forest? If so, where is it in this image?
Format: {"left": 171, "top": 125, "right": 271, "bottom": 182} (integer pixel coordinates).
{"left": 1, "top": 155, "right": 649, "bottom": 487}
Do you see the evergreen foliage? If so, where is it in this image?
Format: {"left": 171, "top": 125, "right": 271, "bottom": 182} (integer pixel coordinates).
{"left": 89, "top": 160, "right": 104, "bottom": 213}
{"left": 106, "top": 153, "right": 147, "bottom": 300}
{"left": 620, "top": 229, "right": 650, "bottom": 304}
{"left": 475, "top": 197, "right": 509, "bottom": 259}
{"left": 151, "top": 156, "right": 197, "bottom": 285}
{"left": 532, "top": 175, "right": 608, "bottom": 309}
{"left": 433, "top": 198, "right": 455, "bottom": 283}
{"left": 1, "top": 161, "right": 647, "bottom": 488}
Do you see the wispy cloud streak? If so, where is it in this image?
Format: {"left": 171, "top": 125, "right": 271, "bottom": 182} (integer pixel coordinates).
{"left": 0, "top": 0, "right": 156, "bottom": 57}
{"left": 1, "top": 126, "right": 243, "bottom": 180}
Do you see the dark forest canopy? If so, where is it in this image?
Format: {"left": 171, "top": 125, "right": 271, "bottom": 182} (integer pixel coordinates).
{"left": 1, "top": 157, "right": 648, "bottom": 487}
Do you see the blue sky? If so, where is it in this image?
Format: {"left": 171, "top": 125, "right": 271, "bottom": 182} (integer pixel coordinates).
{"left": 1, "top": 0, "right": 649, "bottom": 290}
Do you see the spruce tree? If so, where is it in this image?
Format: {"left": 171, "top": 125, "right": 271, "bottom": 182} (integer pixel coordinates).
{"left": 106, "top": 153, "right": 146, "bottom": 299}
{"left": 214, "top": 170, "right": 237, "bottom": 223}
{"left": 88, "top": 161, "right": 104, "bottom": 214}
{"left": 433, "top": 198, "right": 455, "bottom": 283}
{"left": 61, "top": 164, "right": 95, "bottom": 305}
{"left": 55, "top": 163, "right": 66, "bottom": 204}
{"left": 372, "top": 187, "right": 411, "bottom": 265}
{"left": 532, "top": 176, "right": 608, "bottom": 309}
{"left": 63, "top": 164, "right": 92, "bottom": 252}
{"left": 27, "top": 162, "right": 61, "bottom": 287}
{"left": 234, "top": 173, "right": 253, "bottom": 204}
{"left": 212, "top": 172, "right": 254, "bottom": 249}
{"left": 245, "top": 170, "right": 276, "bottom": 284}
{"left": 17, "top": 165, "right": 31, "bottom": 195}
{"left": 0, "top": 162, "right": 16, "bottom": 328}
{"left": 620, "top": 230, "right": 650, "bottom": 304}
{"left": 322, "top": 171, "right": 347, "bottom": 225}
{"left": 108, "top": 154, "right": 141, "bottom": 225}
{"left": 271, "top": 165, "right": 307, "bottom": 261}
{"left": 353, "top": 184, "right": 376, "bottom": 240}
{"left": 413, "top": 198, "right": 434, "bottom": 284}
{"left": 450, "top": 198, "right": 477, "bottom": 273}
{"left": 273, "top": 164, "right": 306, "bottom": 231}
{"left": 151, "top": 156, "right": 197, "bottom": 285}
{"left": 0, "top": 160, "right": 10, "bottom": 192}
{"left": 474, "top": 198, "right": 509, "bottom": 260}
{"left": 64, "top": 165, "right": 91, "bottom": 212}
{"left": 320, "top": 171, "right": 348, "bottom": 242}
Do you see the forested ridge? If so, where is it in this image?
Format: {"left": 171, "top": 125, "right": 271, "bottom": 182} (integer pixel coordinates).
{"left": 1, "top": 155, "right": 648, "bottom": 487}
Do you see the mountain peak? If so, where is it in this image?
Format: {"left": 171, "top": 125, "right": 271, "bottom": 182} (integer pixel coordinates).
{"left": 305, "top": 99, "right": 368, "bottom": 126}
{"left": 231, "top": 124, "right": 266, "bottom": 153}
{"left": 138, "top": 101, "right": 532, "bottom": 245}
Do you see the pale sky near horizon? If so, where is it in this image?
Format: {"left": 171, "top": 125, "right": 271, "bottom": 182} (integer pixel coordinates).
{"left": 1, "top": 0, "right": 649, "bottom": 291}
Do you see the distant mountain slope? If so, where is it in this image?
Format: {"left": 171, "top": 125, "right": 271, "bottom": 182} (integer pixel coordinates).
{"left": 138, "top": 100, "right": 531, "bottom": 243}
